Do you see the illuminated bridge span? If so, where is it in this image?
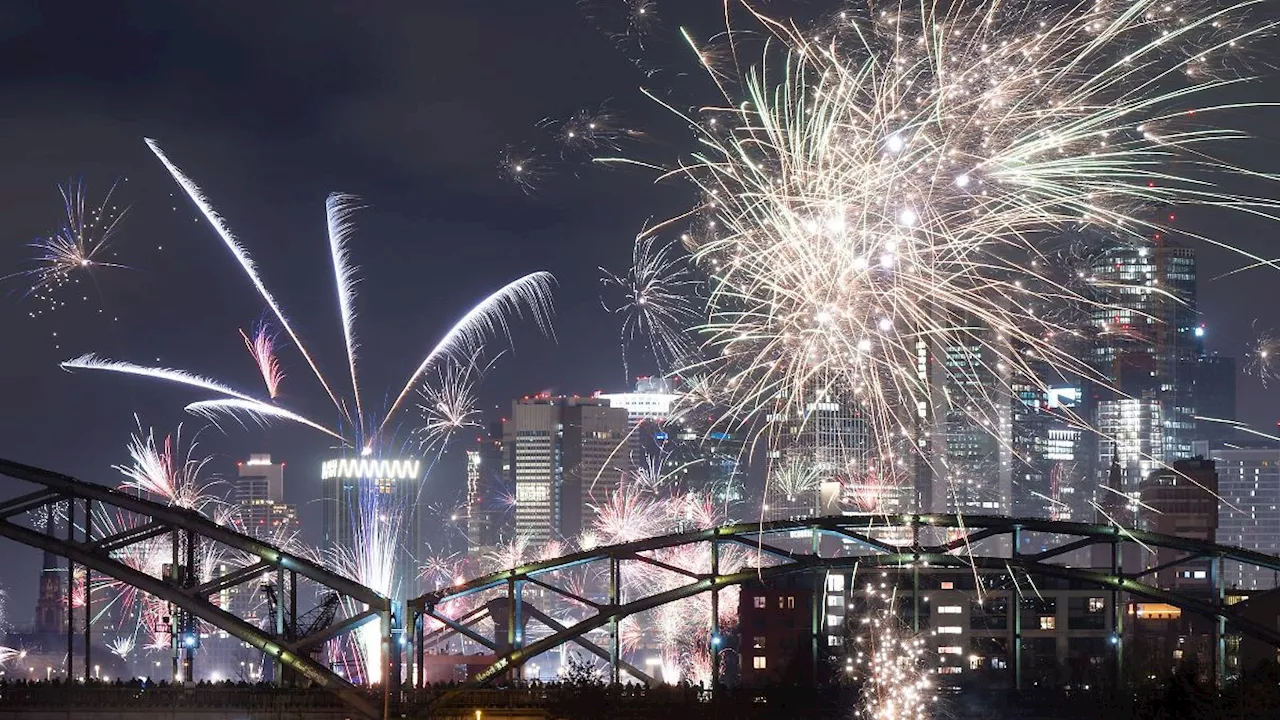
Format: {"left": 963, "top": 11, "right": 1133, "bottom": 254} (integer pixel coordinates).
{"left": 0, "top": 460, "right": 393, "bottom": 720}
{"left": 412, "top": 515, "right": 1280, "bottom": 690}
{"left": 6, "top": 459, "right": 1280, "bottom": 718}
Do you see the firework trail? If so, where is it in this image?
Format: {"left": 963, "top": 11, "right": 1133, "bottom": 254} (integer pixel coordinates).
{"left": 240, "top": 323, "right": 285, "bottom": 399}
{"left": 600, "top": 236, "right": 701, "bottom": 379}
{"left": 585, "top": 0, "right": 1280, "bottom": 513}
{"left": 62, "top": 140, "right": 556, "bottom": 456}
{"left": 3, "top": 179, "right": 130, "bottom": 315}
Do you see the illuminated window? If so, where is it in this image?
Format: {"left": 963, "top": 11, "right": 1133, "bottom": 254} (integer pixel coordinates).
{"left": 752, "top": 636, "right": 765, "bottom": 649}
{"left": 937, "top": 605, "right": 962, "bottom": 614}
{"left": 753, "top": 596, "right": 767, "bottom": 609}
{"left": 937, "top": 626, "right": 962, "bottom": 634}
{"left": 827, "top": 575, "right": 845, "bottom": 592}
{"left": 938, "top": 666, "right": 962, "bottom": 674}
{"left": 1088, "top": 597, "right": 1105, "bottom": 613}
{"left": 827, "top": 635, "right": 843, "bottom": 647}
{"left": 940, "top": 581, "right": 955, "bottom": 590}
{"left": 1040, "top": 616, "right": 1056, "bottom": 631}
{"left": 753, "top": 656, "right": 767, "bottom": 670}
{"left": 827, "top": 596, "right": 844, "bottom": 607}
{"left": 787, "top": 596, "right": 796, "bottom": 609}
{"left": 938, "top": 646, "right": 962, "bottom": 654}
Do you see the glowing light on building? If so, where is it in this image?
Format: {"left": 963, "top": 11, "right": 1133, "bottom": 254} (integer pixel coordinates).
{"left": 319, "top": 458, "right": 421, "bottom": 481}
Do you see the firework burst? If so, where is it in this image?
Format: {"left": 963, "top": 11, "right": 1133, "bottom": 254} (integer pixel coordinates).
{"left": 1245, "top": 322, "right": 1280, "bottom": 387}
{"left": 415, "top": 351, "right": 495, "bottom": 455}
{"left": 240, "top": 323, "right": 285, "bottom": 399}
{"left": 114, "top": 419, "right": 220, "bottom": 512}
{"left": 62, "top": 140, "right": 556, "bottom": 457}
{"left": 600, "top": 236, "right": 701, "bottom": 378}
{"left": 589, "top": 0, "right": 1280, "bottom": 506}
{"left": 4, "top": 178, "right": 130, "bottom": 315}
{"left": 849, "top": 584, "right": 934, "bottom": 720}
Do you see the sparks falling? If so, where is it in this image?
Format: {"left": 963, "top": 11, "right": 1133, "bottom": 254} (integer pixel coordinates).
{"left": 3, "top": 178, "right": 130, "bottom": 317}
{"left": 599, "top": 0, "right": 1280, "bottom": 506}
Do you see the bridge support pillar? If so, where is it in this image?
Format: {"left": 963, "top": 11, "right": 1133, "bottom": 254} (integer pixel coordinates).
{"left": 506, "top": 578, "right": 524, "bottom": 682}
{"left": 67, "top": 500, "right": 75, "bottom": 684}
{"left": 710, "top": 539, "right": 720, "bottom": 699}
{"left": 609, "top": 556, "right": 620, "bottom": 686}
{"left": 1110, "top": 537, "right": 1123, "bottom": 689}
{"left": 83, "top": 498, "right": 92, "bottom": 683}
{"left": 1213, "top": 554, "right": 1225, "bottom": 687}
{"left": 170, "top": 528, "right": 180, "bottom": 684}
{"left": 1012, "top": 525, "right": 1022, "bottom": 691}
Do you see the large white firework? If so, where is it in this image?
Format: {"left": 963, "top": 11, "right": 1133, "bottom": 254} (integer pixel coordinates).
{"left": 605, "top": 0, "right": 1280, "bottom": 499}
{"left": 61, "top": 140, "right": 556, "bottom": 455}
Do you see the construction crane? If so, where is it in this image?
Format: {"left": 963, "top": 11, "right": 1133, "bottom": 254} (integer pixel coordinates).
{"left": 260, "top": 583, "right": 341, "bottom": 684}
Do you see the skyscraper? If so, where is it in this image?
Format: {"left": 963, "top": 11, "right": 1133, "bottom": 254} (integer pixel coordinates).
{"left": 235, "top": 455, "right": 298, "bottom": 542}
{"left": 600, "top": 377, "right": 746, "bottom": 507}
{"left": 1204, "top": 446, "right": 1280, "bottom": 590}
{"left": 1139, "top": 457, "right": 1218, "bottom": 589}
{"left": 319, "top": 454, "right": 422, "bottom": 601}
{"left": 506, "top": 395, "right": 630, "bottom": 543}
{"left": 1088, "top": 240, "right": 1200, "bottom": 513}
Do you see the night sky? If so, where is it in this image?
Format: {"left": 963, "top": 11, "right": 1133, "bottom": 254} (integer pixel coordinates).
{"left": 1, "top": 1, "right": 1279, "bottom": 623}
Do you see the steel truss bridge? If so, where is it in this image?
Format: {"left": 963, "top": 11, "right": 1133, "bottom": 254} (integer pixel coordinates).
{"left": 412, "top": 514, "right": 1280, "bottom": 691}
{"left": 5, "top": 460, "right": 1280, "bottom": 718}
{"left": 0, "top": 459, "right": 394, "bottom": 720}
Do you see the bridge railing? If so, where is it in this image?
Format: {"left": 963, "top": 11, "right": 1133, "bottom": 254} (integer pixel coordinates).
{"left": 0, "top": 683, "right": 358, "bottom": 711}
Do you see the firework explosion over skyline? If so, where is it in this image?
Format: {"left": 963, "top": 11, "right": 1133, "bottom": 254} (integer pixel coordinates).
{"left": 0, "top": 0, "right": 1279, "bottom": 695}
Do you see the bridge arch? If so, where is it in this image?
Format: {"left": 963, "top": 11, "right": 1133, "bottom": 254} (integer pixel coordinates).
{"left": 0, "top": 459, "right": 388, "bottom": 720}
{"left": 412, "top": 515, "right": 1280, "bottom": 687}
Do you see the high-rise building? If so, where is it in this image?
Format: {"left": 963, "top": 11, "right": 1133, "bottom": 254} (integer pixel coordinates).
{"left": 928, "top": 327, "right": 1014, "bottom": 516}
{"left": 462, "top": 450, "right": 489, "bottom": 554}
{"left": 1189, "top": 353, "right": 1237, "bottom": 445}
{"left": 1088, "top": 240, "right": 1200, "bottom": 515}
{"left": 1139, "top": 457, "right": 1218, "bottom": 589}
{"left": 320, "top": 454, "right": 422, "bottom": 601}
{"left": 505, "top": 395, "right": 630, "bottom": 543}
{"left": 601, "top": 377, "right": 746, "bottom": 507}
{"left": 235, "top": 455, "right": 298, "bottom": 542}
{"left": 1203, "top": 446, "right": 1280, "bottom": 590}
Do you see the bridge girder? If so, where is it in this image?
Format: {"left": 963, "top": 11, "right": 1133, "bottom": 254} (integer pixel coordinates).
{"left": 0, "top": 459, "right": 385, "bottom": 720}
{"left": 412, "top": 514, "right": 1280, "bottom": 687}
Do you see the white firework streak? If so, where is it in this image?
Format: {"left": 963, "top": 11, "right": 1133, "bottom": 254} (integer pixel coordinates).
{"left": 186, "top": 399, "right": 347, "bottom": 443}
{"left": 62, "top": 354, "right": 265, "bottom": 405}
{"left": 65, "top": 143, "right": 556, "bottom": 453}
{"left": 145, "top": 138, "right": 350, "bottom": 421}
{"left": 380, "top": 271, "right": 557, "bottom": 437}
{"left": 327, "top": 193, "right": 366, "bottom": 426}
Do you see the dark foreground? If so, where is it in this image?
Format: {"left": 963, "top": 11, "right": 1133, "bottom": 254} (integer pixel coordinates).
{"left": 1, "top": 668, "right": 1278, "bottom": 719}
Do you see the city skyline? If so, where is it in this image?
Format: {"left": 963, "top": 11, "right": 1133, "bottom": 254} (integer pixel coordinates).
{"left": 3, "top": 1, "right": 1280, "bottom": 706}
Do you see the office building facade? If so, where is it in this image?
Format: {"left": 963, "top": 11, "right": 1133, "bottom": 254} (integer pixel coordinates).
{"left": 506, "top": 395, "right": 630, "bottom": 543}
